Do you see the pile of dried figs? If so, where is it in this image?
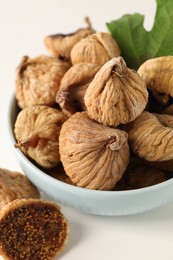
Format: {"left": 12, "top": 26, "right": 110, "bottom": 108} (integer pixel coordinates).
{"left": 14, "top": 19, "right": 173, "bottom": 191}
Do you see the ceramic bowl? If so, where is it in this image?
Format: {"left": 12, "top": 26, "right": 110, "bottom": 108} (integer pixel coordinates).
{"left": 8, "top": 95, "right": 173, "bottom": 216}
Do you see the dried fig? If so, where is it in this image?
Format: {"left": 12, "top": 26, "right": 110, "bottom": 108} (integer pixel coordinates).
{"left": 44, "top": 17, "right": 95, "bottom": 60}
{"left": 154, "top": 113, "right": 173, "bottom": 128}
{"left": 0, "top": 168, "right": 40, "bottom": 210}
{"left": 14, "top": 105, "right": 67, "bottom": 169}
{"left": 15, "top": 55, "right": 70, "bottom": 109}
{"left": 70, "top": 32, "right": 121, "bottom": 65}
{"left": 138, "top": 56, "right": 173, "bottom": 98}
{"left": 59, "top": 112, "right": 130, "bottom": 190}
{"left": 84, "top": 57, "right": 148, "bottom": 127}
{"left": 114, "top": 157, "right": 166, "bottom": 190}
{"left": 127, "top": 111, "right": 173, "bottom": 161}
{"left": 56, "top": 63, "right": 101, "bottom": 117}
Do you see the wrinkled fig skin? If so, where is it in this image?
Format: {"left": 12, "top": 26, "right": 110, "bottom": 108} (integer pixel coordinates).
{"left": 14, "top": 105, "right": 67, "bottom": 169}
{"left": 138, "top": 56, "right": 173, "bottom": 97}
{"left": 56, "top": 63, "right": 101, "bottom": 117}
{"left": 154, "top": 113, "right": 173, "bottom": 128}
{"left": 44, "top": 18, "right": 95, "bottom": 60}
{"left": 59, "top": 112, "right": 130, "bottom": 190}
{"left": 127, "top": 111, "right": 173, "bottom": 162}
{"left": 84, "top": 57, "right": 148, "bottom": 127}
{"left": 15, "top": 55, "right": 70, "bottom": 109}
{"left": 70, "top": 32, "right": 121, "bottom": 65}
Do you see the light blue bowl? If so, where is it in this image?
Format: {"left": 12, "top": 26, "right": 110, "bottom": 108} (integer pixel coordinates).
{"left": 8, "top": 95, "right": 173, "bottom": 216}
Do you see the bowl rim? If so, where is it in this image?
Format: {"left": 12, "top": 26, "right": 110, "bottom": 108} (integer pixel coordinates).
{"left": 8, "top": 93, "right": 173, "bottom": 197}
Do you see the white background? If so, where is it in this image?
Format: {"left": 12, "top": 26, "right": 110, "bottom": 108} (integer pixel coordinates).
{"left": 1, "top": 0, "right": 173, "bottom": 259}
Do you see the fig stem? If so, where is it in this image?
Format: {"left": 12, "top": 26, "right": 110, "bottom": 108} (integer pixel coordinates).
{"left": 85, "top": 17, "right": 92, "bottom": 29}
{"left": 15, "top": 133, "right": 40, "bottom": 150}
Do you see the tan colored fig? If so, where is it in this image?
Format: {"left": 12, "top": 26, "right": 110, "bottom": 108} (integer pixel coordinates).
{"left": 70, "top": 32, "right": 121, "bottom": 65}
{"left": 138, "top": 56, "right": 173, "bottom": 97}
{"left": 0, "top": 168, "right": 40, "bottom": 210}
{"left": 44, "top": 17, "right": 95, "bottom": 60}
{"left": 84, "top": 57, "right": 148, "bottom": 127}
{"left": 15, "top": 55, "right": 70, "bottom": 109}
{"left": 59, "top": 112, "right": 130, "bottom": 190}
{"left": 127, "top": 111, "right": 173, "bottom": 161}
{"left": 0, "top": 199, "right": 69, "bottom": 260}
{"left": 144, "top": 112, "right": 173, "bottom": 170}
{"left": 56, "top": 63, "right": 101, "bottom": 117}
{"left": 154, "top": 113, "right": 173, "bottom": 128}
{"left": 114, "top": 157, "right": 166, "bottom": 190}
{"left": 14, "top": 105, "right": 67, "bottom": 169}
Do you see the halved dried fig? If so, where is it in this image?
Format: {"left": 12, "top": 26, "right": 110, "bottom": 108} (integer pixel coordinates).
{"left": 15, "top": 55, "right": 70, "bottom": 109}
{"left": 127, "top": 111, "right": 173, "bottom": 161}
{"left": 84, "top": 57, "right": 148, "bottom": 127}
{"left": 14, "top": 105, "right": 67, "bottom": 169}
{"left": 70, "top": 32, "right": 121, "bottom": 65}
{"left": 0, "top": 199, "right": 69, "bottom": 260}
{"left": 56, "top": 63, "right": 101, "bottom": 117}
{"left": 44, "top": 17, "right": 95, "bottom": 60}
{"left": 59, "top": 112, "right": 130, "bottom": 190}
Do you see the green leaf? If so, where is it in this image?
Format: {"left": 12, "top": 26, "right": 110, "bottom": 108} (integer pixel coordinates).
{"left": 106, "top": 0, "right": 173, "bottom": 69}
